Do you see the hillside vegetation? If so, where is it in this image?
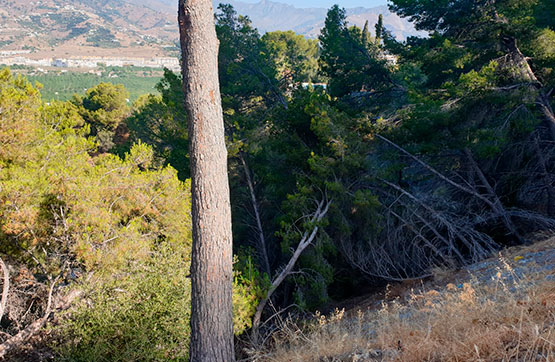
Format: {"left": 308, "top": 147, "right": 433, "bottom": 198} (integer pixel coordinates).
{"left": 0, "top": 0, "right": 422, "bottom": 56}
{"left": 0, "top": 0, "right": 554, "bottom": 360}
{"left": 252, "top": 239, "right": 555, "bottom": 361}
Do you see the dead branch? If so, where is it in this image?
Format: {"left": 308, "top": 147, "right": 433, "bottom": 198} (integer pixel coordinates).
{"left": 376, "top": 135, "right": 495, "bottom": 208}
{"left": 0, "top": 259, "right": 8, "bottom": 323}
{"left": 537, "top": 91, "right": 555, "bottom": 141}
{"left": 376, "top": 135, "right": 534, "bottom": 245}
{"left": 251, "top": 198, "right": 331, "bottom": 342}
{"left": 239, "top": 152, "right": 271, "bottom": 277}
{"left": 499, "top": 36, "right": 555, "bottom": 141}
{"left": 464, "top": 148, "right": 527, "bottom": 245}
{"left": 380, "top": 179, "right": 465, "bottom": 262}
{"left": 0, "top": 275, "right": 83, "bottom": 360}
{"left": 0, "top": 276, "right": 57, "bottom": 359}
{"left": 340, "top": 183, "right": 497, "bottom": 281}
{"left": 532, "top": 136, "right": 555, "bottom": 216}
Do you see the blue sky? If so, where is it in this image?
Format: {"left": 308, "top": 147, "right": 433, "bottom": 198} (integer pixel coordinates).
{"left": 242, "top": 0, "right": 388, "bottom": 8}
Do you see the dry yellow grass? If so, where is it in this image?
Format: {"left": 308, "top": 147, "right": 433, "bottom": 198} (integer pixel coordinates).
{"left": 249, "top": 241, "right": 555, "bottom": 361}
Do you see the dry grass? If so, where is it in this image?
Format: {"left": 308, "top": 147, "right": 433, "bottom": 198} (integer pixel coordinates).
{"left": 249, "top": 243, "right": 555, "bottom": 361}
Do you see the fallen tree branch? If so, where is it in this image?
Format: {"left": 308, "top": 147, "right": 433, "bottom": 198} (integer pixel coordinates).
{"left": 376, "top": 135, "right": 535, "bottom": 245}
{"left": 376, "top": 134, "right": 494, "bottom": 208}
{"left": 536, "top": 91, "right": 555, "bottom": 141}
{"left": 384, "top": 189, "right": 463, "bottom": 266}
{"left": 464, "top": 148, "right": 527, "bottom": 245}
{"left": 532, "top": 135, "right": 555, "bottom": 216}
{"left": 0, "top": 259, "right": 8, "bottom": 323}
{"left": 0, "top": 274, "right": 83, "bottom": 360}
{"left": 0, "top": 275, "right": 57, "bottom": 359}
{"left": 251, "top": 198, "right": 331, "bottom": 343}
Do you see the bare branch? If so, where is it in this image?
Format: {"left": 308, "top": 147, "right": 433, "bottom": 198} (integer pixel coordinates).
{"left": 0, "top": 259, "right": 9, "bottom": 323}
{"left": 464, "top": 148, "right": 527, "bottom": 245}
{"left": 0, "top": 275, "right": 59, "bottom": 359}
{"left": 376, "top": 134, "right": 494, "bottom": 208}
{"left": 251, "top": 199, "right": 332, "bottom": 342}
{"left": 239, "top": 152, "right": 271, "bottom": 277}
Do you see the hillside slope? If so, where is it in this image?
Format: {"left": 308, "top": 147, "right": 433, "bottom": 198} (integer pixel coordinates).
{"left": 253, "top": 238, "right": 555, "bottom": 361}
{"left": 0, "top": 0, "right": 177, "bottom": 56}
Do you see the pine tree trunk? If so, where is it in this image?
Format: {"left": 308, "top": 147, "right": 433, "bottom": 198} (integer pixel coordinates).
{"left": 178, "top": 1, "right": 235, "bottom": 360}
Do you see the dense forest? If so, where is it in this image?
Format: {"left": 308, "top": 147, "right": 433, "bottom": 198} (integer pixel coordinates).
{"left": 0, "top": 0, "right": 554, "bottom": 360}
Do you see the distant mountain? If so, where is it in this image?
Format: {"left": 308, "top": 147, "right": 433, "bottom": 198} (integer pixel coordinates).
{"left": 0, "top": 0, "right": 178, "bottom": 56}
{"left": 217, "top": 1, "right": 424, "bottom": 40}
{"left": 0, "top": 0, "right": 422, "bottom": 57}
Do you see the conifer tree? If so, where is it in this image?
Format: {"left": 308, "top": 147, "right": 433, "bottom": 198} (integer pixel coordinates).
{"left": 375, "top": 14, "right": 384, "bottom": 42}
{"left": 362, "top": 20, "right": 371, "bottom": 47}
{"left": 178, "top": 0, "right": 235, "bottom": 360}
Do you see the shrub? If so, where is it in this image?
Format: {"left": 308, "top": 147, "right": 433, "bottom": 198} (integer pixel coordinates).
{"left": 233, "top": 254, "right": 269, "bottom": 336}
{"left": 54, "top": 243, "right": 191, "bottom": 362}
{"left": 0, "top": 68, "right": 262, "bottom": 360}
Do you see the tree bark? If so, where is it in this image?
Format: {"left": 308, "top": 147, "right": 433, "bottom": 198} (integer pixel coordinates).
{"left": 179, "top": 1, "right": 235, "bottom": 360}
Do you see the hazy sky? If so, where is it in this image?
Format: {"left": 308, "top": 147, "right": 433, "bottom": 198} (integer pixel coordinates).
{"left": 241, "top": 0, "right": 389, "bottom": 8}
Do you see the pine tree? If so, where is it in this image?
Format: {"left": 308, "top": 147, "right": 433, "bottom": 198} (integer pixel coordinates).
{"left": 362, "top": 20, "right": 371, "bottom": 47}
{"left": 319, "top": 6, "right": 391, "bottom": 97}
{"left": 178, "top": 0, "right": 235, "bottom": 360}
{"left": 375, "top": 14, "right": 384, "bottom": 42}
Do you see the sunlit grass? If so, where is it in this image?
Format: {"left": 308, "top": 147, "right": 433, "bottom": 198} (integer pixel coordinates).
{"left": 250, "top": 239, "right": 555, "bottom": 361}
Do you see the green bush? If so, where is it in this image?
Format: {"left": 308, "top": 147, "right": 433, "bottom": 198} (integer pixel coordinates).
{"left": 232, "top": 254, "right": 269, "bottom": 336}
{"left": 55, "top": 243, "right": 191, "bottom": 362}
{"left": 0, "top": 68, "right": 262, "bottom": 360}
{"left": 56, "top": 251, "right": 264, "bottom": 361}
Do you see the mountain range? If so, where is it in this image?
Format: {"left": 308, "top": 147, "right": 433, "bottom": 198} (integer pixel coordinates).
{"left": 214, "top": 0, "right": 423, "bottom": 39}
{"left": 0, "top": 0, "right": 422, "bottom": 57}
